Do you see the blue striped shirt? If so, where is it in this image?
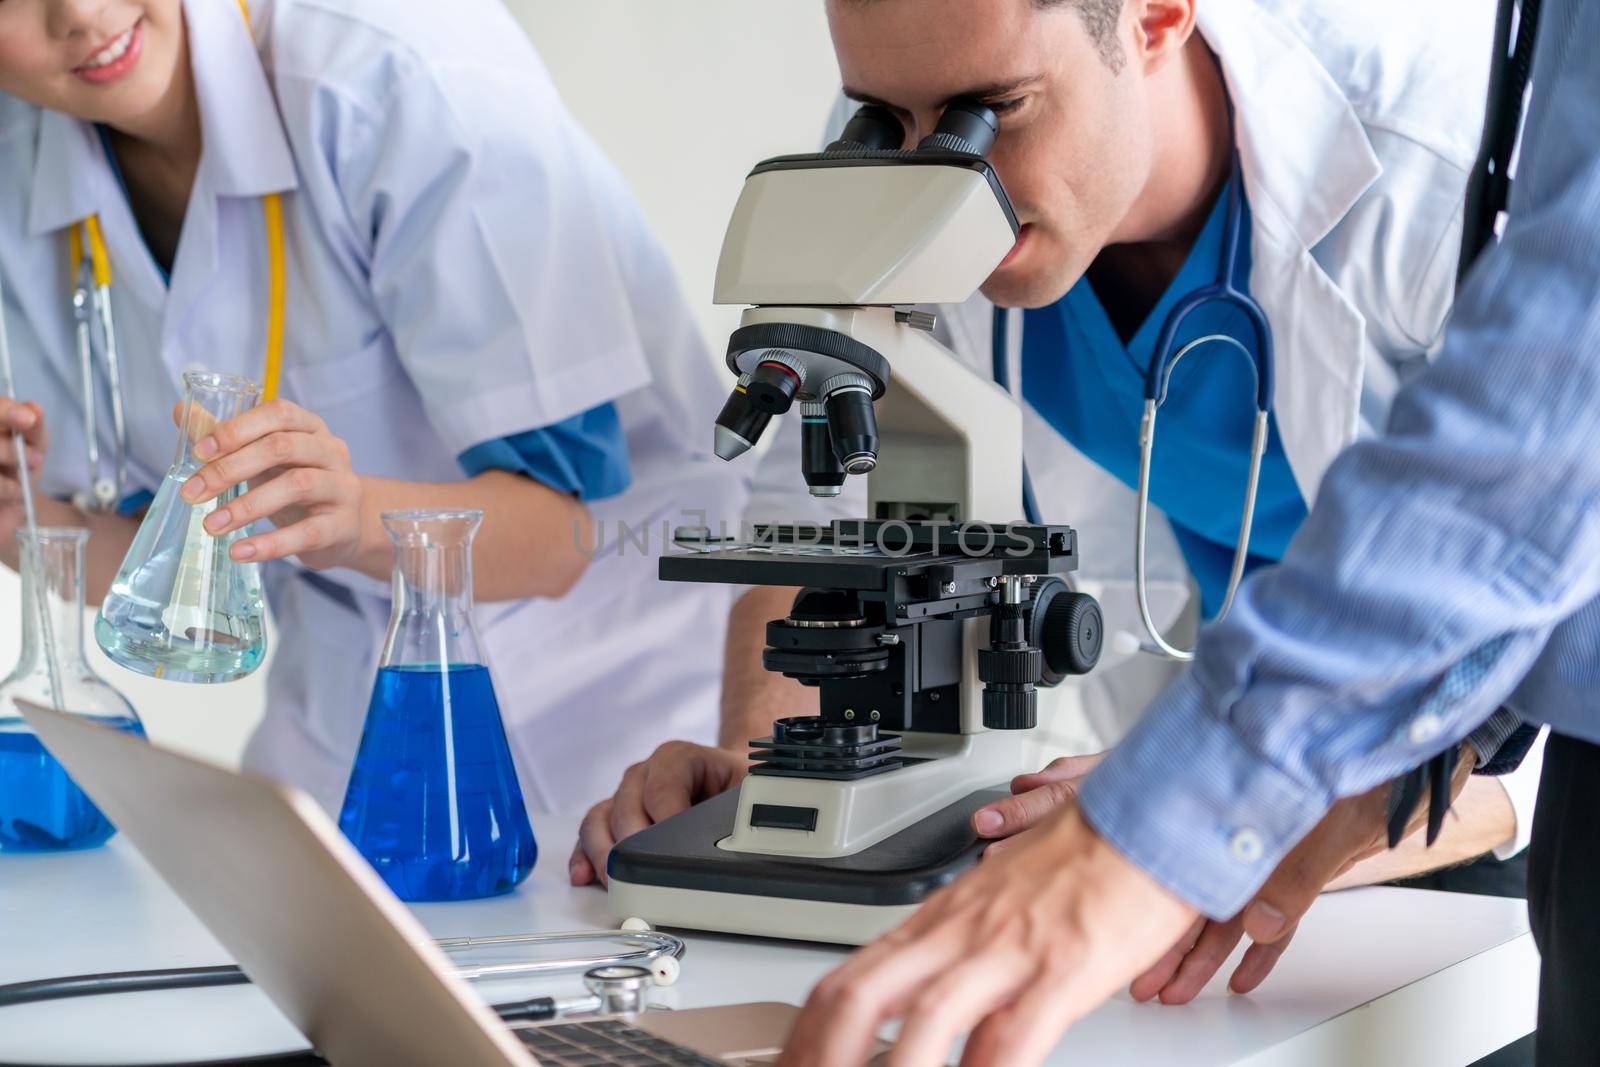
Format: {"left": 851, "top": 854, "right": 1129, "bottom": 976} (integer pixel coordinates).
{"left": 1078, "top": 0, "right": 1600, "bottom": 919}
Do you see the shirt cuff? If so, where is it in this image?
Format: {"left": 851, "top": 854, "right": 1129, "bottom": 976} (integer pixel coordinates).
{"left": 1464, "top": 708, "right": 1524, "bottom": 770}
{"left": 1075, "top": 670, "right": 1331, "bottom": 919}
{"left": 117, "top": 488, "right": 156, "bottom": 517}
{"left": 456, "top": 402, "right": 632, "bottom": 502}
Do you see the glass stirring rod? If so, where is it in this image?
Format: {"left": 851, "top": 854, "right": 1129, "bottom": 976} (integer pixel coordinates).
{"left": 0, "top": 268, "right": 66, "bottom": 711}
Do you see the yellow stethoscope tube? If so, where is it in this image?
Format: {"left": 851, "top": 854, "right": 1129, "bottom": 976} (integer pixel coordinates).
{"left": 239, "top": 0, "right": 287, "bottom": 403}
{"left": 64, "top": 0, "right": 286, "bottom": 512}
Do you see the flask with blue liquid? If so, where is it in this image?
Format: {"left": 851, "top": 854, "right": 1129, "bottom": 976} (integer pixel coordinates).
{"left": 1, "top": 528, "right": 145, "bottom": 852}
{"left": 338, "top": 509, "right": 536, "bottom": 901}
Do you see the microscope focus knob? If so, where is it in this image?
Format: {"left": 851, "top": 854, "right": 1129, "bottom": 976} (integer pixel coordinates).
{"left": 982, "top": 686, "right": 1037, "bottom": 731}
{"left": 977, "top": 644, "right": 1044, "bottom": 685}
{"left": 1030, "top": 581, "right": 1104, "bottom": 686}
{"left": 979, "top": 644, "right": 1042, "bottom": 730}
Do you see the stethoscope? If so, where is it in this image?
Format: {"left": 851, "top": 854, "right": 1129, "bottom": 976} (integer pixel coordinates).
{"left": 0, "top": 924, "right": 686, "bottom": 1037}
{"left": 51, "top": 0, "right": 289, "bottom": 515}
{"left": 67, "top": 216, "right": 127, "bottom": 513}
{"left": 992, "top": 150, "right": 1274, "bottom": 662}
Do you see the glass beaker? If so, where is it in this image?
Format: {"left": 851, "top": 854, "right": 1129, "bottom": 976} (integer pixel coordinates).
{"left": 1, "top": 528, "right": 145, "bottom": 852}
{"left": 95, "top": 370, "right": 267, "bottom": 683}
{"left": 337, "top": 509, "right": 536, "bottom": 902}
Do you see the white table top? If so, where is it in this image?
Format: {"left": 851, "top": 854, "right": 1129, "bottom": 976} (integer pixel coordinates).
{"left": 0, "top": 816, "right": 1537, "bottom": 1066}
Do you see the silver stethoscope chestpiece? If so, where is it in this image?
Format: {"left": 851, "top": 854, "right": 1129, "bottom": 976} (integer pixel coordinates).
{"left": 583, "top": 965, "right": 654, "bottom": 1016}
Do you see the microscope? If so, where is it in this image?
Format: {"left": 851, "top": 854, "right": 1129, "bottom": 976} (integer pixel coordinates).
{"left": 607, "top": 102, "right": 1104, "bottom": 945}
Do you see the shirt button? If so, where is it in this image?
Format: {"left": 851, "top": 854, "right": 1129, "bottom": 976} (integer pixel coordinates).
{"left": 1230, "top": 828, "right": 1264, "bottom": 864}
{"left": 1409, "top": 713, "right": 1444, "bottom": 746}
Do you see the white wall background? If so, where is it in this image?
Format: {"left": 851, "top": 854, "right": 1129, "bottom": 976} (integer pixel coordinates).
{"left": 0, "top": 1, "right": 840, "bottom": 768}
{"left": 518, "top": 0, "right": 843, "bottom": 349}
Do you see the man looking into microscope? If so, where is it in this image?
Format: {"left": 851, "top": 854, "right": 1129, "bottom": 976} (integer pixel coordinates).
{"left": 575, "top": 0, "right": 1543, "bottom": 1001}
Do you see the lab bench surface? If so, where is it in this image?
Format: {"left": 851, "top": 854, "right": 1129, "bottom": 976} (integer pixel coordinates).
{"left": 0, "top": 814, "right": 1537, "bottom": 1066}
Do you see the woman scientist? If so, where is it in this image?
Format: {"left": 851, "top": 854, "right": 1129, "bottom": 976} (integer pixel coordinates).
{"left": 0, "top": 0, "right": 831, "bottom": 815}
{"left": 575, "top": 0, "right": 1546, "bottom": 988}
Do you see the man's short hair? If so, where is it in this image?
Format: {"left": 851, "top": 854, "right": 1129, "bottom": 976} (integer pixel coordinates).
{"left": 1047, "top": 1, "right": 1125, "bottom": 71}
{"left": 840, "top": 1, "right": 1126, "bottom": 72}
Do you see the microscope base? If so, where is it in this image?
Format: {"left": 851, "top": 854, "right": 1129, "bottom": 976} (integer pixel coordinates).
{"left": 607, "top": 787, "right": 1003, "bottom": 946}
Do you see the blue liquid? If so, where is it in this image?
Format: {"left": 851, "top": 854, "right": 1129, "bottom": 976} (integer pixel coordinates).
{"left": 338, "top": 665, "right": 536, "bottom": 902}
{"left": 0, "top": 720, "right": 145, "bottom": 852}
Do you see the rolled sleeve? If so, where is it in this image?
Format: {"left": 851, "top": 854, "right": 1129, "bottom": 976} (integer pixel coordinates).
{"left": 1076, "top": 671, "right": 1332, "bottom": 919}
{"left": 1465, "top": 707, "right": 1525, "bottom": 770}
{"left": 458, "top": 402, "right": 632, "bottom": 502}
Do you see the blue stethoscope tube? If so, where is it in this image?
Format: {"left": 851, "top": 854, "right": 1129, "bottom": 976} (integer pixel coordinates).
{"left": 991, "top": 151, "right": 1274, "bottom": 662}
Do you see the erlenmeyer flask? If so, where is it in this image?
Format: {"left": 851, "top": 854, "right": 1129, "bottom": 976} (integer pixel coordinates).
{"left": 95, "top": 370, "right": 267, "bottom": 683}
{"left": 337, "top": 509, "right": 536, "bottom": 902}
{"left": 1, "top": 528, "right": 145, "bottom": 851}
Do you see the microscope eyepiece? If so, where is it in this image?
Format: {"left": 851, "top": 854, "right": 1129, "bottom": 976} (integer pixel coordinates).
{"left": 828, "top": 104, "right": 905, "bottom": 152}
{"left": 916, "top": 99, "right": 1000, "bottom": 158}
{"left": 820, "top": 373, "right": 879, "bottom": 475}
{"left": 713, "top": 374, "right": 773, "bottom": 462}
{"left": 746, "top": 352, "right": 806, "bottom": 415}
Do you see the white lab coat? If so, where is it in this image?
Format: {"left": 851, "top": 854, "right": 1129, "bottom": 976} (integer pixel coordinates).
{"left": 0, "top": 0, "right": 833, "bottom": 815}
{"left": 833, "top": 0, "right": 1540, "bottom": 856}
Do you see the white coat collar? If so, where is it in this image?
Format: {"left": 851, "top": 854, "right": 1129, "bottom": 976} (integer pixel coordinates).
{"left": 26, "top": 111, "right": 107, "bottom": 238}
{"left": 183, "top": 0, "right": 297, "bottom": 199}
{"left": 25, "top": 0, "right": 295, "bottom": 240}
{"left": 1197, "top": 0, "right": 1381, "bottom": 252}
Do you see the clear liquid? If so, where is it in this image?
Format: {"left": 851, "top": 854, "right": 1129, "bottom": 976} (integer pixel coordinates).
{"left": 0, "top": 719, "right": 146, "bottom": 852}
{"left": 96, "top": 472, "right": 266, "bottom": 683}
{"left": 338, "top": 665, "right": 536, "bottom": 902}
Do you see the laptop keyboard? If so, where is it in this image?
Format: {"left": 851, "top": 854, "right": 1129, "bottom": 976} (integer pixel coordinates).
{"left": 516, "top": 1018, "right": 727, "bottom": 1065}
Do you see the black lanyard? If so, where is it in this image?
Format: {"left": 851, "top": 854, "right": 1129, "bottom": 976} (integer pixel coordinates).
{"left": 1459, "top": 0, "right": 1543, "bottom": 281}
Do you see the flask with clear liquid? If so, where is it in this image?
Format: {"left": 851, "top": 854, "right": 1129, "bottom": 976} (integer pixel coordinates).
{"left": 95, "top": 371, "right": 266, "bottom": 683}
{"left": 1, "top": 528, "right": 146, "bottom": 852}
{"left": 337, "top": 509, "right": 536, "bottom": 901}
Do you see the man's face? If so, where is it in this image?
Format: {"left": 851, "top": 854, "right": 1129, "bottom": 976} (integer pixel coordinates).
{"left": 0, "top": 0, "right": 185, "bottom": 130}
{"left": 828, "top": 0, "right": 1156, "bottom": 308}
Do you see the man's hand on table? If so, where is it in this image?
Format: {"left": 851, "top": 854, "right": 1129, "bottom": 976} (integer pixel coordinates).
{"left": 972, "top": 749, "right": 1368, "bottom": 1005}
{"left": 776, "top": 804, "right": 1197, "bottom": 1067}
{"left": 569, "top": 742, "right": 748, "bottom": 886}
{"left": 1131, "top": 738, "right": 1479, "bottom": 1004}
{"left": 969, "top": 738, "right": 1481, "bottom": 1013}
{"left": 1128, "top": 781, "right": 1394, "bottom": 1005}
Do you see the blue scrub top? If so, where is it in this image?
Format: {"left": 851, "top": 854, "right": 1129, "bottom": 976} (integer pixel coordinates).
{"left": 98, "top": 127, "right": 630, "bottom": 512}
{"left": 1021, "top": 179, "right": 1306, "bottom": 618}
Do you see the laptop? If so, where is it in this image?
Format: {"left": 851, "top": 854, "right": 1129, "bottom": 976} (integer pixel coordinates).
{"left": 18, "top": 700, "right": 889, "bottom": 1067}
